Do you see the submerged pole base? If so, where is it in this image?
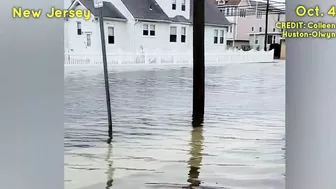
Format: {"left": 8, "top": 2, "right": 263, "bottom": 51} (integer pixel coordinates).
{"left": 192, "top": 115, "right": 204, "bottom": 128}
{"left": 107, "top": 137, "right": 112, "bottom": 144}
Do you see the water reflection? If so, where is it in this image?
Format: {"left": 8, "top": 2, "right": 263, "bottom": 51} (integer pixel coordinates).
{"left": 65, "top": 63, "right": 285, "bottom": 189}
{"left": 187, "top": 127, "right": 204, "bottom": 187}
{"left": 105, "top": 144, "right": 114, "bottom": 188}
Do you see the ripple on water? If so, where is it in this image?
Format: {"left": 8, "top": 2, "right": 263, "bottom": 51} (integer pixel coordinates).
{"left": 64, "top": 63, "right": 285, "bottom": 189}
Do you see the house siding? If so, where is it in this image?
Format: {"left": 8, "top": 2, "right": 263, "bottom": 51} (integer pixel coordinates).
{"left": 65, "top": 0, "right": 229, "bottom": 54}
{"left": 215, "top": 0, "right": 285, "bottom": 48}
{"left": 156, "top": 0, "right": 190, "bottom": 19}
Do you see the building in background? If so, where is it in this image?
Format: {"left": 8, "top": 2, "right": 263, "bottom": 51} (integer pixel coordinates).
{"left": 64, "top": 0, "right": 231, "bottom": 54}
{"left": 211, "top": 0, "right": 285, "bottom": 50}
{"left": 280, "top": 37, "right": 285, "bottom": 59}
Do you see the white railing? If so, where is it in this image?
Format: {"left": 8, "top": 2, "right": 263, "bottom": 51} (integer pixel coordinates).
{"left": 64, "top": 49, "right": 274, "bottom": 72}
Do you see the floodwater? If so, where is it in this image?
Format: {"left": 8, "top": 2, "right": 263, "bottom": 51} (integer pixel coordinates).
{"left": 64, "top": 62, "right": 285, "bottom": 189}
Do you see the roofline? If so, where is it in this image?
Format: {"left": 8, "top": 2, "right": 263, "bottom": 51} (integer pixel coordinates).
{"left": 135, "top": 18, "right": 172, "bottom": 23}
{"left": 68, "top": 0, "right": 89, "bottom": 11}
{"left": 205, "top": 23, "right": 230, "bottom": 27}
{"left": 103, "top": 17, "right": 128, "bottom": 22}
{"left": 172, "top": 22, "right": 192, "bottom": 25}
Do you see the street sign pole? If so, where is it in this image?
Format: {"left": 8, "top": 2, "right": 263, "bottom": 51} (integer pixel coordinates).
{"left": 94, "top": 0, "right": 113, "bottom": 143}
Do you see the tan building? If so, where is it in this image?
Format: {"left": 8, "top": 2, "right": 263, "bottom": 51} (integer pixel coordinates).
{"left": 280, "top": 38, "right": 286, "bottom": 59}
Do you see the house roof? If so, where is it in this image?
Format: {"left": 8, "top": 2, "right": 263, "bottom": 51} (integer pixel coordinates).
{"left": 121, "top": 0, "right": 171, "bottom": 22}
{"left": 170, "top": 15, "right": 191, "bottom": 24}
{"left": 71, "top": 0, "right": 127, "bottom": 20}
{"left": 222, "top": 0, "right": 241, "bottom": 5}
{"left": 190, "top": 0, "right": 231, "bottom": 26}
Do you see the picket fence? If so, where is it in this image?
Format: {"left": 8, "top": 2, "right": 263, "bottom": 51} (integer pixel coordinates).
{"left": 64, "top": 49, "right": 274, "bottom": 72}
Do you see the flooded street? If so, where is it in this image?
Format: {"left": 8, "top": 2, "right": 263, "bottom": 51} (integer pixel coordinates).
{"left": 64, "top": 62, "right": 285, "bottom": 189}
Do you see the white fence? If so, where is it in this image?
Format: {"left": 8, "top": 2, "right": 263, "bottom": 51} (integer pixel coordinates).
{"left": 64, "top": 49, "right": 274, "bottom": 72}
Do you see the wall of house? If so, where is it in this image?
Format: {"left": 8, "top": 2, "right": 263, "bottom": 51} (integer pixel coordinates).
{"left": 65, "top": 5, "right": 99, "bottom": 53}
{"left": 66, "top": 18, "right": 136, "bottom": 54}
{"left": 66, "top": 21, "right": 228, "bottom": 54}
{"left": 216, "top": 0, "right": 285, "bottom": 46}
{"left": 134, "top": 22, "right": 192, "bottom": 53}
{"left": 156, "top": 0, "right": 190, "bottom": 19}
{"left": 217, "top": 0, "right": 249, "bottom": 42}
{"left": 65, "top": 2, "right": 137, "bottom": 54}
{"left": 224, "top": 16, "right": 235, "bottom": 40}
{"left": 237, "top": 13, "right": 285, "bottom": 41}
{"left": 65, "top": 1, "right": 229, "bottom": 54}
{"left": 248, "top": 33, "right": 282, "bottom": 50}
{"left": 204, "top": 26, "right": 227, "bottom": 52}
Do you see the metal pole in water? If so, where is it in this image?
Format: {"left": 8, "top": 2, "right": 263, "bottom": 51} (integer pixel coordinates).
{"left": 96, "top": 1, "right": 113, "bottom": 143}
{"left": 192, "top": 0, "right": 205, "bottom": 127}
{"left": 264, "top": 0, "right": 270, "bottom": 51}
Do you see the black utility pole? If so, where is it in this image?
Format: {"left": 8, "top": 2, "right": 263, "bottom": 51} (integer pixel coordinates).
{"left": 98, "top": 7, "right": 113, "bottom": 143}
{"left": 192, "top": 0, "right": 205, "bottom": 127}
{"left": 264, "top": 0, "right": 270, "bottom": 51}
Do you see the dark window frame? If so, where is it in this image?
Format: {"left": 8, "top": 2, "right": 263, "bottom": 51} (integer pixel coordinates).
{"left": 77, "top": 21, "right": 82, "bottom": 35}
{"left": 219, "top": 29, "right": 224, "bottom": 44}
{"left": 143, "top": 24, "right": 155, "bottom": 36}
{"left": 172, "top": 0, "right": 176, "bottom": 10}
{"left": 181, "top": 26, "right": 186, "bottom": 43}
{"left": 108, "top": 26, "right": 114, "bottom": 44}
{"left": 181, "top": 0, "right": 186, "bottom": 11}
{"left": 214, "top": 29, "right": 219, "bottom": 44}
{"left": 170, "top": 26, "right": 177, "bottom": 42}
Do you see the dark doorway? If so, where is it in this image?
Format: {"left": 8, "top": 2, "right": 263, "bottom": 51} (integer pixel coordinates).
{"left": 269, "top": 43, "right": 281, "bottom": 59}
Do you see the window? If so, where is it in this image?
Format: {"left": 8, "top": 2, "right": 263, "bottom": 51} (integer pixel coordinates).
{"left": 149, "top": 24, "right": 155, "bottom": 36}
{"left": 172, "top": 0, "right": 176, "bottom": 10}
{"left": 219, "top": 30, "right": 224, "bottom": 44}
{"left": 239, "top": 9, "right": 246, "bottom": 17}
{"left": 255, "top": 39, "right": 258, "bottom": 44}
{"left": 273, "top": 28, "right": 275, "bottom": 32}
{"left": 259, "top": 27, "right": 262, "bottom": 32}
{"left": 214, "top": 29, "right": 218, "bottom": 44}
{"left": 181, "top": 0, "right": 186, "bottom": 11}
{"left": 181, "top": 27, "right": 186, "bottom": 42}
{"left": 257, "top": 10, "right": 262, "bottom": 19}
{"left": 86, "top": 34, "right": 91, "bottom": 46}
{"left": 229, "top": 26, "right": 232, "bottom": 33}
{"left": 170, "top": 26, "right": 177, "bottom": 42}
{"left": 252, "top": 27, "right": 254, "bottom": 31}
{"left": 108, "top": 26, "right": 114, "bottom": 44}
{"left": 77, "top": 21, "right": 81, "bottom": 35}
{"left": 143, "top": 24, "right": 148, "bottom": 35}
{"left": 143, "top": 24, "right": 155, "bottom": 36}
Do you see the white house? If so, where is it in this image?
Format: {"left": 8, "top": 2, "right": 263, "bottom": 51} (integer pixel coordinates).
{"left": 64, "top": 0, "right": 231, "bottom": 54}
{"left": 212, "top": 0, "right": 285, "bottom": 50}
